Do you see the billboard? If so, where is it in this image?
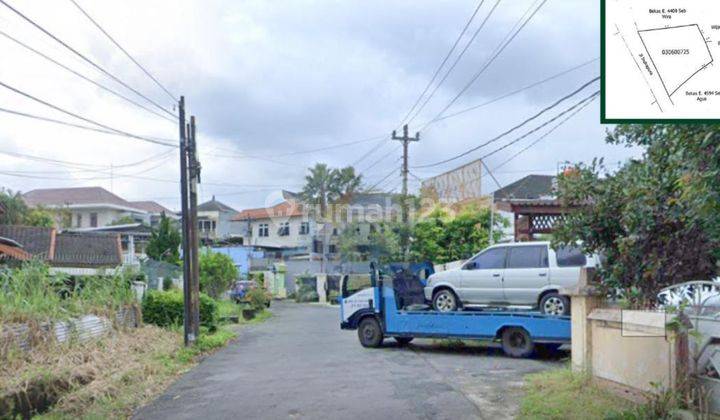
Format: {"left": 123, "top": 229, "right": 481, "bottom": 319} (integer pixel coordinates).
{"left": 420, "top": 159, "right": 483, "bottom": 204}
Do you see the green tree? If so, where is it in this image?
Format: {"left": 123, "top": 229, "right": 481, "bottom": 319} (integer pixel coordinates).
{"left": 410, "top": 206, "right": 505, "bottom": 264}
{"left": 300, "top": 163, "right": 363, "bottom": 220}
{"left": 146, "top": 214, "right": 181, "bottom": 265}
{"left": 0, "top": 188, "right": 29, "bottom": 225}
{"left": 199, "top": 249, "right": 238, "bottom": 299}
{"left": 554, "top": 124, "right": 720, "bottom": 307}
{"left": 337, "top": 222, "right": 402, "bottom": 264}
{"left": 24, "top": 208, "right": 54, "bottom": 227}
{"left": 110, "top": 215, "right": 138, "bottom": 226}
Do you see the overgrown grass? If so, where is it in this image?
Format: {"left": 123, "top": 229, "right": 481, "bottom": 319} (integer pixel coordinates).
{"left": 216, "top": 298, "right": 273, "bottom": 325}
{"left": 519, "top": 369, "right": 634, "bottom": 419}
{"left": 0, "top": 260, "right": 136, "bottom": 323}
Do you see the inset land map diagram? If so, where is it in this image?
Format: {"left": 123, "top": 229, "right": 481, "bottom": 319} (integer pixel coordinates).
{"left": 604, "top": 0, "right": 720, "bottom": 120}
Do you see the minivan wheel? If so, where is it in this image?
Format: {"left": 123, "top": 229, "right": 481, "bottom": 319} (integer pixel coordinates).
{"left": 539, "top": 293, "right": 570, "bottom": 316}
{"left": 432, "top": 289, "right": 458, "bottom": 312}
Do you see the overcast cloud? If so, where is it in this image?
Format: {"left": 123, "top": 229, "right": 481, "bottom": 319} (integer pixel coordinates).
{"left": 0, "top": 0, "right": 639, "bottom": 211}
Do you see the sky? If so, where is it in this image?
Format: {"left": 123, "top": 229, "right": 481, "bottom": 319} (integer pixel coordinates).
{"left": 0, "top": 0, "right": 641, "bottom": 212}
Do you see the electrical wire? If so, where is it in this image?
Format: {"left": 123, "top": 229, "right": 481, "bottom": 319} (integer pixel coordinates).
{"left": 0, "top": 106, "right": 175, "bottom": 144}
{"left": 412, "top": 76, "right": 599, "bottom": 168}
{"left": 424, "top": 0, "right": 548, "bottom": 128}
{"left": 365, "top": 166, "right": 400, "bottom": 192}
{"left": 0, "top": 80, "right": 177, "bottom": 147}
{"left": 407, "top": 0, "right": 502, "bottom": 125}
{"left": 423, "top": 57, "right": 599, "bottom": 126}
{"left": 0, "top": 30, "right": 176, "bottom": 124}
{"left": 0, "top": 0, "right": 177, "bottom": 119}
{"left": 399, "top": 0, "right": 489, "bottom": 124}
{"left": 67, "top": 0, "right": 178, "bottom": 102}
{"left": 491, "top": 94, "right": 598, "bottom": 171}
{"left": 0, "top": 148, "right": 172, "bottom": 170}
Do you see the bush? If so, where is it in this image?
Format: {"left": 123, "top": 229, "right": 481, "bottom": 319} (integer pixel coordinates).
{"left": 162, "top": 277, "right": 174, "bottom": 291}
{"left": 245, "top": 288, "right": 269, "bottom": 311}
{"left": 328, "top": 290, "right": 340, "bottom": 305}
{"left": 295, "top": 284, "right": 319, "bottom": 303}
{"left": 199, "top": 250, "right": 238, "bottom": 299}
{"left": 142, "top": 290, "right": 218, "bottom": 330}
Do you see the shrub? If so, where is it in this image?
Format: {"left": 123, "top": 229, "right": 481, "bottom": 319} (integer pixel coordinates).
{"left": 199, "top": 250, "right": 238, "bottom": 299}
{"left": 162, "top": 277, "right": 174, "bottom": 291}
{"left": 328, "top": 290, "right": 340, "bottom": 305}
{"left": 245, "top": 288, "right": 269, "bottom": 311}
{"left": 142, "top": 290, "right": 218, "bottom": 330}
{"left": 295, "top": 284, "right": 319, "bottom": 303}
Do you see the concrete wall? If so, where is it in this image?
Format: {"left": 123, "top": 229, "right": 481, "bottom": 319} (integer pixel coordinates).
{"left": 283, "top": 260, "right": 371, "bottom": 292}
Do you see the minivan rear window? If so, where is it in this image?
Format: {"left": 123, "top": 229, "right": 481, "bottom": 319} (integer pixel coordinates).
{"left": 556, "top": 245, "right": 587, "bottom": 267}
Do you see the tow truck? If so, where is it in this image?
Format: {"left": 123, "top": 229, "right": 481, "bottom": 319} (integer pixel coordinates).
{"left": 340, "top": 263, "right": 571, "bottom": 358}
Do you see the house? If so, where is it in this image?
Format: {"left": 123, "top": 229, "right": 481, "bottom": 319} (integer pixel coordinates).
{"left": 128, "top": 200, "right": 179, "bottom": 228}
{"left": 197, "top": 196, "right": 245, "bottom": 242}
{"left": 232, "top": 191, "right": 400, "bottom": 260}
{"left": 23, "top": 186, "right": 149, "bottom": 229}
{"left": 66, "top": 223, "right": 154, "bottom": 266}
{"left": 232, "top": 199, "right": 313, "bottom": 251}
{"left": 0, "top": 225, "right": 122, "bottom": 274}
{"left": 493, "top": 174, "right": 564, "bottom": 241}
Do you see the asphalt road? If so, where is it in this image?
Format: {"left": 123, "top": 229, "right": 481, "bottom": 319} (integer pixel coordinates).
{"left": 135, "top": 301, "right": 566, "bottom": 420}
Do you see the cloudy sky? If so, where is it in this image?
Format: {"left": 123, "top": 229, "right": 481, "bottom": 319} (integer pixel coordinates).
{"left": 0, "top": 0, "right": 640, "bottom": 212}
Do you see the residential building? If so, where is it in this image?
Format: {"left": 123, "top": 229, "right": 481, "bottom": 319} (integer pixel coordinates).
{"left": 23, "top": 186, "right": 149, "bottom": 229}
{"left": 0, "top": 225, "right": 122, "bottom": 275}
{"left": 197, "top": 196, "right": 245, "bottom": 242}
{"left": 67, "top": 223, "right": 154, "bottom": 266}
{"left": 493, "top": 174, "right": 562, "bottom": 241}
{"left": 128, "top": 200, "right": 179, "bottom": 228}
{"left": 232, "top": 199, "right": 314, "bottom": 250}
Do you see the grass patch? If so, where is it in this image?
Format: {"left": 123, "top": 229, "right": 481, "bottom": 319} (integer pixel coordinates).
{"left": 519, "top": 368, "right": 634, "bottom": 420}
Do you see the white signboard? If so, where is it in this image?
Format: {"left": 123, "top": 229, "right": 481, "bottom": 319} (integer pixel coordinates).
{"left": 421, "top": 159, "right": 483, "bottom": 204}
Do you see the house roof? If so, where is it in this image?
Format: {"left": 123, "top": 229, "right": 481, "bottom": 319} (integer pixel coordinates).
{"left": 347, "top": 192, "right": 400, "bottom": 207}
{"left": 493, "top": 175, "right": 556, "bottom": 201}
{"left": 23, "top": 186, "right": 145, "bottom": 213}
{"left": 128, "top": 200, "right": 174, "bottom": 214}
{"left": 198, "top": 196, "right": 237, "bottom": 213}
{"left": 0, "top": 225, "right": 55, "bottom": 258}
{"left": 233, "top": 200, "right": 304, "bottom": 221}
{"left": 0, "top": 225, "right": 121, "bottom": 267}
{"left": 53, "top": 233, "right": 122, "bottom": 267}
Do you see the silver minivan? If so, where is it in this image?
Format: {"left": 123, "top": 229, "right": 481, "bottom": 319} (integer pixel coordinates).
{"left": 423, "top": 241, "right": 597, "bottom": 315}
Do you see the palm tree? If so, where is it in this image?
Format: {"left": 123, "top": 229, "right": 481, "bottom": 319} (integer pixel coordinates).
{"left": 300, "top": 163, "right": 338, "bottom": 220}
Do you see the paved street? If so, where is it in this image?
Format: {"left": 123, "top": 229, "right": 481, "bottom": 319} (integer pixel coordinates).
{"left": 135, "top": 302, "right": 566, "bottom": 420}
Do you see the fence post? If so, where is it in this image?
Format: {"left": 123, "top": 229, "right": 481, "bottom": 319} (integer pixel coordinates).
{"left": 563, "top": 267, "right": 602, "bottom": 373}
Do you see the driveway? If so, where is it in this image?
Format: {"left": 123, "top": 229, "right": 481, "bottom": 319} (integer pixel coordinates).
{"left": 135, "top": 301, "right": 565, "bottom": 420}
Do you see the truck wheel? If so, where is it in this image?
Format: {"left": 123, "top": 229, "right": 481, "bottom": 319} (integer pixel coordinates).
{"left": 394, "top": 337, "right": 414, "bottom": 346}
{"left": 539, "top": 293, "right": 570, "bottom": 316}
{"left": 358, "top": 317, "right": 383, "bottom": 348}
{"left": 433, "top": 289, "right": 458, "bottom": 312}
{"left": 501, "top": 327, "right": 534, "bottom": 358}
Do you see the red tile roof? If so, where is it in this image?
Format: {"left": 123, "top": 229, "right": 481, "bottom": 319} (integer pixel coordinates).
{"left": 232, "top": 200, "right": 304, "bottom": 221}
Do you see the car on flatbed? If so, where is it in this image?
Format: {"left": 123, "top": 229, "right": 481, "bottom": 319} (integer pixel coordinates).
{"left": 424, "top": 241, "right": 598, "bottom": 315}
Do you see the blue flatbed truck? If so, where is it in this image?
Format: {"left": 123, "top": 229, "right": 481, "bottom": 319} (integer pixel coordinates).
{"left": 340, "top": 264, "right": 571, "bottom": 358}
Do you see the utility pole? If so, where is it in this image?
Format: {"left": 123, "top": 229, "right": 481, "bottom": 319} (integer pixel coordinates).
{"left": 188, "top": 116, "right": 201, "bottom": 340}
{"left": 392, "top": 124, "right": 419, "bottom": 259}
{"left": 178, "top": 96, "right": 199, "bottom": 346}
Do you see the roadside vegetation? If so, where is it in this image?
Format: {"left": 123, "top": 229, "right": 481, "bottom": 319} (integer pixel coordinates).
{"left": 0, "top": 255, "right": 272, "bottom": 419}
{"left": 519, "top": 369, "right": 634, "bottom": 419}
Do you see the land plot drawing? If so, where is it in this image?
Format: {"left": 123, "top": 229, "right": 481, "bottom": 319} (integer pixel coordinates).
{"left": 603, "top": 0, "right": 720, "bottom": 121}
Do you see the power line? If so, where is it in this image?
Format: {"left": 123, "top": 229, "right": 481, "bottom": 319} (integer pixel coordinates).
{"left": 0, "top": 0, "right": 176, "bottom": 119}
{"left": 360, "top": 144, "right": 402, "bottom": 174}
{"left": 0, "top": 79, "right": 177, "bottom": 147}
{"left": 424, "top": 57, "right": 599, "bottom": 126}
{"left": 211, "top": 134, "right": 385, "bottom": 159}
{"left": 492, "top": 94, "right": 598, "bottom": 171}
{"left": 407, "top": 0, "right": 502, "bottom": 125}
{"left": 67, "top": 0, "right": 178, "bottom": 102}
{"left": 0, "top": 106, "right": 175, "bottom": 144}
{"left": 351, "top": 138, "right": 388, "bottom": 167}
{"left": 399, "top": 0, "right": 488, "bottom": 124}
{"left": 412, "top": 76, "right": 599, "bottom": 169}
{"left": 0, "top": 148, "right": 173, "bottom": 170}
{"left": 0, "top": 30, "right": 176, "bottom": 124}
{"left": 365, "top": 166, "right": 400, "bottom": 192}
{"left": 424, "top": 0, "right": 548, "bottom": 127}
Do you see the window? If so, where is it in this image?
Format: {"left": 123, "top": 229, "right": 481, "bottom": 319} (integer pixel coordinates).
{"left": 332, "top": 227, "right": 338, "bottom": 236}
{"left": 278, "top": 222, "right": 290, "bottom": 236}
{"left": 211, "top": 221, "right": 216, "bottom": 231}
{"left": 329, "top": 244, "right": 337, "bottom": 253}
{"left": 75, "top": 214, "right": 82, "bottom": 228}
{"left": 555, "top": 245, "right": 587, "bottom": 267}
{"left": 342, "top": 274, "right": 372, "bottom": 297}
{"left": 507, "top": 246, "right": 548, "bottom": 269}
{"left": 90, "top": 212, "right": 98, "bottom": 228}
{"left": 299, "top": 222, "right": 310, "bottom": 235}
{"left": 466, "top": 247, "right": 506, "bottom": 270}
{"left": 258, "top": 223, "right": 269, "bottom": 237}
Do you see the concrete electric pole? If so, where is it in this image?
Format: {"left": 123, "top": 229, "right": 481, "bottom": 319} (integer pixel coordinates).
{"left": 391, "top": 124, "right": 419, "bottom": 259}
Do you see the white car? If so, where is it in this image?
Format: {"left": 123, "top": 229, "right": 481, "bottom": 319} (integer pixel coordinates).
{"left": 424, "top": 241, "right": 598, "bottom": 315}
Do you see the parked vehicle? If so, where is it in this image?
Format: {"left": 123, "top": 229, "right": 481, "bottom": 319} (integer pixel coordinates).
{"left": 230, "top": 280, "right": 272, "bottom": 307}
{"left": 424, "top": 241, "right": 598, "bottom": 315}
